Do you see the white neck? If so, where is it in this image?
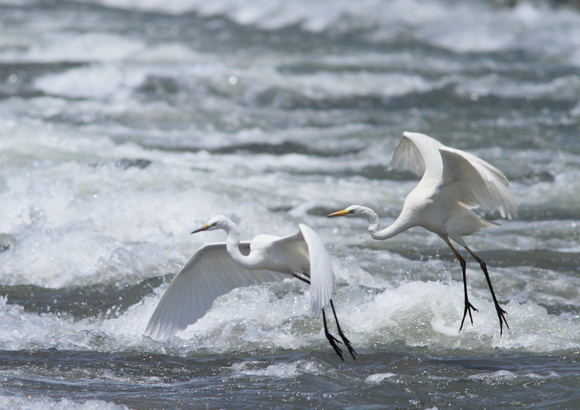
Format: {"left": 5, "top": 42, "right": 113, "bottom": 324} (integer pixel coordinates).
{"left": 221, "top": 219, "right": 259, "bottom": 269}
{"left": 356, "top": 207, "right": 412, "bottom": 240}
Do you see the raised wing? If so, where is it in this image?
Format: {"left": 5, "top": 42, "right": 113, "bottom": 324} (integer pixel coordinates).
{"left": 145, "top": 242, "right": 288, "bottom": 339}
{"left": 439, "top": 147, "right": 517, "bottom": 219}
{"left": 389, "top": 131, "right": 444, "bottom": 180}
{"left": 264, "top": 225, "right": 334, "bottom": 313}
{"left": 298, "top": 224, "right": 334, "bottom": 313}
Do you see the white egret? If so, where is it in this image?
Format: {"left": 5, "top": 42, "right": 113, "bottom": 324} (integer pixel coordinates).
{"left": 328, "top": 131, "right": 516, "bottom": 334}
{"left": 146, "top": 215, "right": 356, "bottom": 360}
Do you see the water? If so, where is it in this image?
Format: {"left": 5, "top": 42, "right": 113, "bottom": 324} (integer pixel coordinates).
{"left": 0, "top": 0, "right": 579, "bottom": 408}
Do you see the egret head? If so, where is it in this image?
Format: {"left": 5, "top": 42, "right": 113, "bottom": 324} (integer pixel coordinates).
{"left": 191, "top": 215, "right": 230, "bottom": 234}
{"left": 327, "top": 205, "right": 365, "bottom": 218}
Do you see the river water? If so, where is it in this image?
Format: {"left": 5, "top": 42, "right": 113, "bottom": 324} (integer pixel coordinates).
{"left": 0, "top": 0, "right": 579, "bottom": 408}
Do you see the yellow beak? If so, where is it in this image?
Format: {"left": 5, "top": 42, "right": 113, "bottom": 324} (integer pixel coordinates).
{"left": 327, "top": 209, "right": 350, "bottom": 218}
{"left": 191, "top": 223, "right": 211, "bottom": 234}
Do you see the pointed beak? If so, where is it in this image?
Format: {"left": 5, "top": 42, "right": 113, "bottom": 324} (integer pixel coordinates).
{"left": 191, "top": 223, "right": 211, "bottom": 234}
{"left": 327, "top": 209, "right": 350, "bottom": 218}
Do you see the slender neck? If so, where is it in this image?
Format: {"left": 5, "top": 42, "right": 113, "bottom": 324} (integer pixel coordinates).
{"left": 362, "top": 209, "right": 381, "bottom": 239}
{"left": 222, "top": 220, "right": 256, "bottom": 269}
{"left": 359, "top": 208, "right": 411, "bottom": 240}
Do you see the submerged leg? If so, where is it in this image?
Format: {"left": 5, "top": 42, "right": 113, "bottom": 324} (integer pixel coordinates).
{"left": 444, "top": 239, "right": 478, "bottom": 331}
{"left": 465, "top": 246, "right": 509, "bottom": 335}
{"left": 322, "top": 308, "right": 344, "bottom": 361}
{"left": 329, "top": 299, "right": 356, "bottom": 360}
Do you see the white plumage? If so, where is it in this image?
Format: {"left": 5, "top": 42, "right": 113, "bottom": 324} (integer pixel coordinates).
{"left": 329, "top": 131, "right": 517, "bottom": 334}
{"left": 146, "top": 215, "right": 355, "bottom": 360}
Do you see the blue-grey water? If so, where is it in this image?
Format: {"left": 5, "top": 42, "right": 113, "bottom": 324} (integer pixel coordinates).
{"left": 0, "top": 0, "right": 579, "bottom": 408}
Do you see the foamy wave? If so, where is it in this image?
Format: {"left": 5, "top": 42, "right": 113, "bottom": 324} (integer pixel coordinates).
{"left": 0, "top": 396, "right": 127, "bottom": 410}
{"left": 516, "top": 169, "right": 580, "bottom": 221}
{"left": 365, "top": 372, "right": 397, "bottom": 384}
{"left": 0, "top": 276, "right": 577, "bottom": 355}
{"left": 34, "top": 65, "right": 145, "bottom": 99}
{"left": 230, "top": 359, "right": 323, "bottom": 378}
{"left": 124, "top": 280, "right": 580, "bottom": 355}
{"left": 67, "top": 0, "right": 580, "bottom": 56}
{"left": 28, "top": 33, "right": 145, "bottom": 63}
{"left": 456, "top": 74, "right": 580, "bottom": 101}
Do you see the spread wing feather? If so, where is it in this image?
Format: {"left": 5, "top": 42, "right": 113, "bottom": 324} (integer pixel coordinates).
{"left": 264, "top": 225, "right": 334, "bottom": 313}
{"left": 389, "top": 131, "right": 444, "bottom": 179}
{"left": 390, "top": 131, "right": 516, "bottom": 219}
{"left": 299, "top": 224, "right": 334, "bottom": 313}
{"left": 145, "top": 242, "right": 288, "bottom": 339}
{"left": 439, "top": 148, "right": 516, "bottom": 219}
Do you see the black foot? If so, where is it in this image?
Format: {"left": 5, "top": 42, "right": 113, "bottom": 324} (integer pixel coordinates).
{"left": 337, "top": 329, "right": 356, "bottom": 360}
{"left": 325, "top": 329, "right": 344, "bottom": 361}
{"left": 327, "top": 300, "right": 356, "bottom": 360}
{"left": 495, "top": 303, "right": 509, "bottom": 336}
{"left": 459, "top": 300, "right": 478, "bottom": 332}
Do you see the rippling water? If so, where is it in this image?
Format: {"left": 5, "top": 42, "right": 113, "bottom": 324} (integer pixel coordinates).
{"left": 1, "top": 0, "right": 579, "bottom": 408}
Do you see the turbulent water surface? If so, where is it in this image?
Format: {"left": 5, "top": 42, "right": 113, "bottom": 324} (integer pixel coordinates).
{"left": 0, "top": 0, "right": 579, "bottom": 408}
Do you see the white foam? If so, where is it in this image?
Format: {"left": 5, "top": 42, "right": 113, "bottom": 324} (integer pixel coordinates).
{"left": 65, "top": 0, "right": 580, "bottom": 59}
{"left": 365, "top": 373, "right": 397, "bottom": 384}
{"left": 456, "top": 74, "right": 580, "bottom": 102}
{"left": 0, "top": 125, "right": 250, "bottom": 288}
{"left": 0, "top": 123, "right": 576, "bottom": 351}
{"left": 469, "top": 369, "right": 560, "bottom": 383}
{"left": 0, "top": 0, "right": 577, "bottom": 357}
{"left": 26, "top": 33, "right": 145, "bottom": 63}
{"left": 0, "top": 116, "right": 576, "bottom": 353}
{"left": 34, "top": 65, "right": 145, "bottom": 99}
{"left": 0, "top": 396, "right": 127, "bottom": 410}
{"left": 230, "top": 360, "right": 322, "bottom": 378}
{"left": 469, "top": 369, "right": 518, "bottom": 382}
{"left": 128, "top": 279, "right": 580, "bottom": 355}
{"left": 335, "top": 281, "right": 580, "bottom": 353}
{"left": 286, "top": 72, "right": 431, "bottom": 99}
{"left": 0, "top": 269, "right": 577, "bottom": 355}
{"left": 518, "top": 170, "right": 580, "bottom": 218}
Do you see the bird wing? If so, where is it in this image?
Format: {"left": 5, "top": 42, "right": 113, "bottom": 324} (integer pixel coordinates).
{"left": 267, "top": 225, "right": 334, "bottom": 313}
{"left": 439, "top": 147, "right": 517, "bottom": 219}
{"left": 389, "top": 131, "right": 445, "bottom": 180}
{"left": 298, "top": 224, "right": 334, "bottom": 313}
{"left": 145, "top": 242, "right": 288, "bottom": 339}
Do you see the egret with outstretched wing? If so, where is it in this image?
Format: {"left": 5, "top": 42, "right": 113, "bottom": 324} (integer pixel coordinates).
{"left": 329, "top": 132, "right": 516, "bottom": 334}
{"left": 146, "top": 215, "right": 355, "bottom": 360}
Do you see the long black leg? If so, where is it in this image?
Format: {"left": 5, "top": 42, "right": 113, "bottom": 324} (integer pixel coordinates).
{"left": 322, "top": 308, "right": 344, "bottom": 361}
{"left": 465, "top": 246, "right": 509, "bottom": 335}
{"left": 444, "top": 239, "right": 478, "bottom": 331}
{"left": 291, "top": 273, "right": 310, "bottom": 285}
{"left": 292, "top": 273, "right": 354, "bottom": 359}
{"left": 329, "top": 299, "right": 356, "bottom": 360}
